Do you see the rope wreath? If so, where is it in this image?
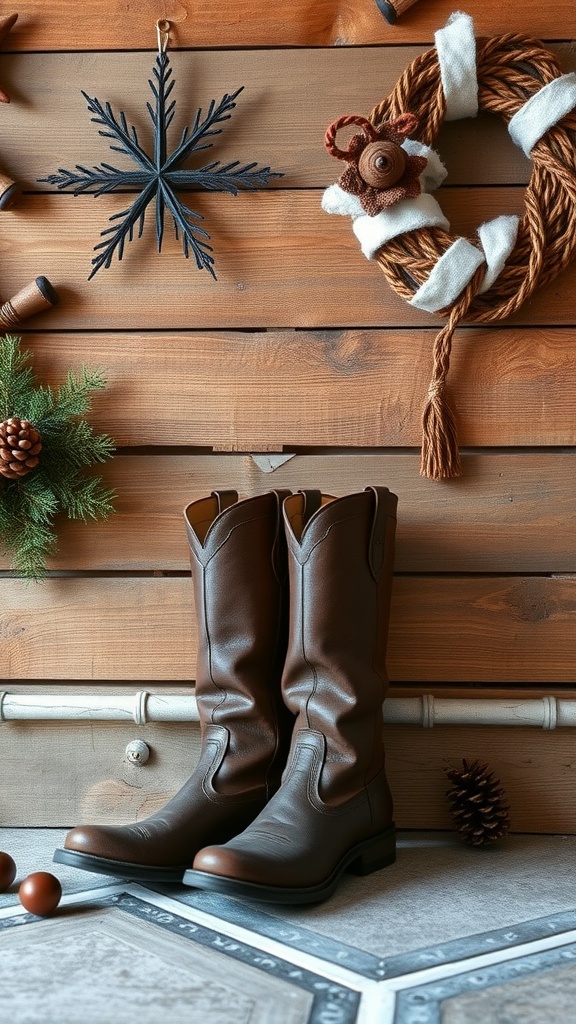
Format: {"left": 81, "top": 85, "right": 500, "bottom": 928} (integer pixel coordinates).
{"left": 323, "top": 13, "right": 576, "bottom": 480}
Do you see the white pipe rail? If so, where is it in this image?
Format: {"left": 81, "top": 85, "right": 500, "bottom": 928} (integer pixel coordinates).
{"left": 0, "top": 691, "right": 575, "bottom": 729}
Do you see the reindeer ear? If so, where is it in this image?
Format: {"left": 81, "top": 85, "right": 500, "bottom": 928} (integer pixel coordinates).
{"left": 325, "top": 115, "right": 378, "bottom": 161}
{"left": 386, "top": 112, "right": 420, "bottom": 142}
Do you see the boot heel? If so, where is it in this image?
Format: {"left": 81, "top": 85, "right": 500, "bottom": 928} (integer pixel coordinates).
{"left": 348, "top": 825, "right": 396, "bottom": 877}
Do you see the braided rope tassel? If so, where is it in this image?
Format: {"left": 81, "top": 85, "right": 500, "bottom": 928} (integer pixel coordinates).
{"left": 420, "top": 265, "right": 485, "bottom": 480}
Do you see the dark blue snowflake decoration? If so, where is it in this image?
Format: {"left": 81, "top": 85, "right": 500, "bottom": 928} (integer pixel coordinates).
{"left": 39, "top": 52, "right": 282, "bottom": 280}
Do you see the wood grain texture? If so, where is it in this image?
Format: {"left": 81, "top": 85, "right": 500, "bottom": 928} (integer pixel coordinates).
{"left": 22, "top": 329, "right": 576, "bottom": 448}
{"left": 7, "top": 46, "right": 565, "bottom": 190}
{"left": 2, "top": 0, "right": 574, "bottom": 49}
{"left": 0, "top": 716, "right": 202, "bottom": 827}
{"left": 5, "top": 191, "right": 576, "bottom": 329}
{"left": 2, "top": 576, "right": 575, "bottom": 682}
{"left": 384, "top": 725, "right": 576, "bottom": 832}
{"left": 2, "top": 716, "right": 575, "bottom": 831}
{"left": 3, "top": 452, "right": 573, "bottom": 574}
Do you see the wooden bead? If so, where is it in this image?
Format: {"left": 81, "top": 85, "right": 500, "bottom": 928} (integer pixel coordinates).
{"left": 18, "top": 872, "right": 62, "bottom": 917}
{"left": 0, "top": 851, "right": 17, "bottom": 892}
{"left": 358, "top": 141, "right": 406, "bottom": 189}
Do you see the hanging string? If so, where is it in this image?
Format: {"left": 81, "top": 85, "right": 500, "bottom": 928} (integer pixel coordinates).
{"left": 156, "top": 18, "right": 171, "bottom": 54}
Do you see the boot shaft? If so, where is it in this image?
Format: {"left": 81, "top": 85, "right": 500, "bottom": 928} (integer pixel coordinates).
{"left": 184, "top": 489, "right": 292, "bottom": 795}
{"left": 281, "top": 486, "right": 398, "bottom": 801}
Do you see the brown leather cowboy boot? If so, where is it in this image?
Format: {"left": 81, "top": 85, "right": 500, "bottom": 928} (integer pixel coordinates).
{"left": 53, "top": 489, "right": 293, "bottom": 881}
{"left": 184, "top": 486, "right": 398, "bottom": 903}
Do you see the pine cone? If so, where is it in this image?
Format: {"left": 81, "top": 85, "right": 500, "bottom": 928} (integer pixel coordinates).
{"left": 0, "top": 417, "right": 42, "bottom": 479}
{"left": 444, "top": 759, "right": 510, "bottom": 846}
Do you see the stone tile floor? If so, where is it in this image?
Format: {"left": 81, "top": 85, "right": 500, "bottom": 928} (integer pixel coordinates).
{"left": 1, "top": 829, "right": 576, "bottom": 1023}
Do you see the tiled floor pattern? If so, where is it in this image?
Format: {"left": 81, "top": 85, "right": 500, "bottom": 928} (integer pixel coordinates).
{"left": 2, "top": 829, "right": 576, "bottom": 1022}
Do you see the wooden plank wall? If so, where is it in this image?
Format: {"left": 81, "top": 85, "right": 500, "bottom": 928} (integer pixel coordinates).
{"left": 1, "top": 0, "right": 575, "bottom": 829}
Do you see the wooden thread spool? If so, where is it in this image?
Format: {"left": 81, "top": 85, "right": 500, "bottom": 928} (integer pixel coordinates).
{"left": 0, "top": 277, "right": 59, "bottom": 328}
{"left": 0, "top": 172, "right": 22, "bottom": 210}
{"left": 375, "top": 0, "right": 421, "bottom": 24}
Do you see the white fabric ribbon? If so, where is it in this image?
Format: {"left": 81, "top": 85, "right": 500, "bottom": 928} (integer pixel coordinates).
{"left": 508, "top": 73, "right": 576, "bottom": 156}
{"left": 409, "top": 214, "right": 520, "bottom": 311}
{"left": 403, "top": 140, "right": 448, "bottom": 193}
{"left": 434, "top": 11, "right": 478, "bottom": 121}
{"left": 409, "top": 237, "right": 484, "bottom": 312}
{"left": 477, "top": 214, "right": 519, "bottom": 294}
{"left": 322, "top": 183, "right": 366, "bottom": 219}
{"left": 353, "top": 194, "right": 450, "bottom": 260}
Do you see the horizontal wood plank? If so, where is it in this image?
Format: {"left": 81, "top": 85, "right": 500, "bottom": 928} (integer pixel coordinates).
{"left": 6, "top": 47, "right": 562, "bottom": 190}
{"left": 1, "top": 703, "right": 574, "bottom": 831}
{"left": 383, "top": 725, "right": 576, "bottom": 833}
{"left": 22, "top": 329, "right": 576, "bottom": 447}
{"left": 0, "top": 716, "right": 202, "bottom": 827}
{"left": 3, "top": 452, "right": 573, "bottom": 574}
{"left": 5, "top": 191, "right": 576, "bottom": 329}
{"left": 4, "top": 1, "right": 574, "bottom": 49}
{"left": 2, "top": 576, "right": 575, "bottom": 682}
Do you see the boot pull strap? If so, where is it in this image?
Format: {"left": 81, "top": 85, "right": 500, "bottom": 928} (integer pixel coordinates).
{"left": 299, "top": 489, "right": 322, "bottom": 528}
{"left": 365, "top": 486, "right": 398, "bottom": 579}
{"left": 211, "top": 489, "right": 238, "bottom": 514}
{"left": 270, "top": 489, "right": 292, "bottom": 580}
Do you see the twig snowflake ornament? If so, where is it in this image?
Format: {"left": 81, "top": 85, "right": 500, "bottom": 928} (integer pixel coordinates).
{"left": 39, "top": 21, "right": 282, "bottom": 279}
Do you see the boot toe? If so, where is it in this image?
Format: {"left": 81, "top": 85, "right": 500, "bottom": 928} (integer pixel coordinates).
{"left": 192, "top": 844, "right": 260, "bottom": 883}
{"left": 63, "top": 824, "right": 123, "bottom": 860}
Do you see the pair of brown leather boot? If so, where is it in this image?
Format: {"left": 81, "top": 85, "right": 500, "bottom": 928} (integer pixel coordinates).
{"left": 54, "top": 486, "right": 398, "bottom": 904}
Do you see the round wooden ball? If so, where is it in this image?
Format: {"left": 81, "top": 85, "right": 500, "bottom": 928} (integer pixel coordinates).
{"left": 18, "top": 871, "right": 62, "bottom": 917}
{"left": 0, "top": 851, "right": 17, "bottom": 892}
{"left": 358, "top": 141, "right": 406, "bottom": 189}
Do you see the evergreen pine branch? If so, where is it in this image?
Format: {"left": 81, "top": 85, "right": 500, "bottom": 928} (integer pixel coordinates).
{"left": 54, "top": 473, "right": 115, "bottom": 521}
{"left": 8, "top": 520, "right": 56, "bottom": 580}
{"left": 52, "top": 366, "right": 108, "bottom": 419}
{"left": 0, "top": 335, "right": 38, "bottom": 418}
{"left": 17, "top": 474, "right": 60, "bottom": 524}
{"left": 24, "top": 383, "right": 56, "bottom": 425}
{"left": 0, "top": 482, "right": 21, "bottom": 538}
{"left": 0, "top": 487, "right": 57, "bottom": 581}
{"left": 0, "top": 337, "right": 116, "bottom": 579}
{"left": 41, "top": 420, "right": 115, "bottom": 469}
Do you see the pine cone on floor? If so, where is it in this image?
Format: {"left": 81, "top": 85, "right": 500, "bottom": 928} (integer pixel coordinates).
{"left": 444, "top": 759, "right": 511, "bottom": 846}
{"left": 0, "top": 417, "right": 42, "bottom": 479}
